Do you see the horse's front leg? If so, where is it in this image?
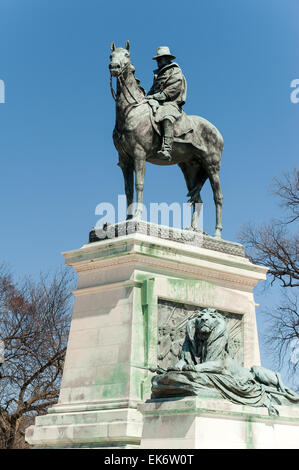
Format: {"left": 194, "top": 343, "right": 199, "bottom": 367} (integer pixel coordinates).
{"left": 191, "top": 200, "right": 202, "bottom": 229}
{"left": 119, "top": 157, "right": 134, "bottom": 220}
{"left": 133, "top": 149, "right": 146, "bottom": 219}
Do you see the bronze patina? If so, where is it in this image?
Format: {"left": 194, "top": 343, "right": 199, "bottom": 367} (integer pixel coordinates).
{"left": 109, "top": 41, "right": 224, "bottom": 238}
{"left": 151, "top": 309, "right": 299, "bottom": 416}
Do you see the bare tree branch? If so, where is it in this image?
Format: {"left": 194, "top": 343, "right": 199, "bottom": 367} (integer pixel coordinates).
{"left": 0, "top": 266, "right": 75, "bottom": 448}
{"left": 264, "top": 291, "right": 299, "bottom": 389}
{"left": 238, "top": 168, "right": 299, "bottom": 387}
{"left": 272, "top": 168, "right": 299, "bottom": 224}
{"left": 239, "top": 221, "right": 299, "bottom": 287}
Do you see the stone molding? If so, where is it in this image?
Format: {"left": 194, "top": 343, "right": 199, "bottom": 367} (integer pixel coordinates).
{"left": 89, "top": 221, "right": 246, "bottom": 257}
{"left": 49, "top": 398, "right": 141, "bottom": 414}
{"left": 73, "top": 280, "right": 143, "bottom": 297}
{"left": 138, "top": 397, "right": 299, "bottom": 423}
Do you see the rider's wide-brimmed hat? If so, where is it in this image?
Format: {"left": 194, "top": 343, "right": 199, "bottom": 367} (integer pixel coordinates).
{"left": 152, "top": 46, "right": 176, "bottom": 60}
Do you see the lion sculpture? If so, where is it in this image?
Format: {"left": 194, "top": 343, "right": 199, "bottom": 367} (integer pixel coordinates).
{"left": 152, "top": 308, "right": 299, "bottom": 415}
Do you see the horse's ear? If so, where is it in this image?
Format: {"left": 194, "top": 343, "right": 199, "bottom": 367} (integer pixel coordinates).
{"left": 125, "top": 40, "right": 130, "bottom": 52}
{"left": 110, "top": 41, "right": 116, "bottom": 52}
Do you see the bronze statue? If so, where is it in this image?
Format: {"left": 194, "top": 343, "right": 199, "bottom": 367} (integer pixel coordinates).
{"left": 109, "top": 41, "right": 224, "bottom": 238}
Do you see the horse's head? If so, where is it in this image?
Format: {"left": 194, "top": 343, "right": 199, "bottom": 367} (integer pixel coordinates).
{"left": 109, "top": 40, "right": 132, "bottom": 77}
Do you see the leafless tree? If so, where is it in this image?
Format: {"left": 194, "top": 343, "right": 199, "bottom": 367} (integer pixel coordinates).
{"left": 0, "top": 266, "right": 75, "bottom": 448}
{"left": 265, "top": 291, "right": 298, "bottom": 376}
{"left": 239, "top": 168, "right": 299, "bottom": 385}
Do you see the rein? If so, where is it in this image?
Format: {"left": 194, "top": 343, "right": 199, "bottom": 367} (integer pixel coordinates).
{"left": 110, "top": 62, "right": 142, "bottom": 105}
{"left": 109, "top": 75, "right": 117, "bottom": 101}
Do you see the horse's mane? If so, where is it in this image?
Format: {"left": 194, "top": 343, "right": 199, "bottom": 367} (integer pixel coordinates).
{"left": 126, "top": 61, "right": 145, "bottom": 95}
{"left": 133, "top": 73, "right": 146, "bottom": 96}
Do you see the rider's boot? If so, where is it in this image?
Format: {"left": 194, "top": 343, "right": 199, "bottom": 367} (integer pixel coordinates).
{"left": 157, "top": 119, "right": 173, "bottom": 161}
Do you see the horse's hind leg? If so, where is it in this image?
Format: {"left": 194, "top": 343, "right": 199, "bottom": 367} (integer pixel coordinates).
{"left": 205, "top": 156, "right": 223, "bottom": 238}
{"left": 179, "top": 161, "right": 207, "bottom": 229}
{"left": 190, "top": 171, "right": 208, "bottom": 229}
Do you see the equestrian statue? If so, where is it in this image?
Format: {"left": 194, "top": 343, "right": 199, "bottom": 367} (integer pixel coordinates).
{"left": 109, "top": 41, "right": 224, "bottom": 238}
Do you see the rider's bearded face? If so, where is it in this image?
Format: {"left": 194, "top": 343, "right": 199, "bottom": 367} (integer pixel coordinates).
{"left": 157, "top": 56, "right": 172, "bottom": 69}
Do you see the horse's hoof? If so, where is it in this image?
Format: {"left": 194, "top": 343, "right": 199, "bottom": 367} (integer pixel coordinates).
{"left": 213, "top": 229, "right": 222, "bottom": 239}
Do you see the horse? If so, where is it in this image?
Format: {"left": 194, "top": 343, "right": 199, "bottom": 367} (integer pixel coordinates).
{"left": 109, "top": 41, "right": 224, "bottom": 238}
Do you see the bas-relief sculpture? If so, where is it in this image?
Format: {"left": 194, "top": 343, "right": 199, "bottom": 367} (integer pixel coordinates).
{"left": 109, "top": 41, "right": 224, "bottom": 238}
{"left": 151, "top": 308, "right": 299, "bottom": 416}
{"left": 157, "top": 300, "right": 243, "bottom": 370}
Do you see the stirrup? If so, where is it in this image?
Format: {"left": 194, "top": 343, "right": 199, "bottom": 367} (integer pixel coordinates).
{"left": 157, "top": 149, "right": 172, "bottom": 161}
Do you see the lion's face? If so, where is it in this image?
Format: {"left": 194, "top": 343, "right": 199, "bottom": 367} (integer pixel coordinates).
{"left": 195, "top": 309, "right": 224, "bottom": 337}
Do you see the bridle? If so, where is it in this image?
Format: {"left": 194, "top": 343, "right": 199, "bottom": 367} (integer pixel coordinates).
{"left": 109, "top": 61, "right": 140, "bottom": 104}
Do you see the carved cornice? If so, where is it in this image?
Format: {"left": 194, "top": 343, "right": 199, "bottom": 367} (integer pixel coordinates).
{"left": 71, "top": 252, "right": 262, "bottom": 290}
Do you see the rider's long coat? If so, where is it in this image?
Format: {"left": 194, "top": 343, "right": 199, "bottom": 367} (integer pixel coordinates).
{"left": 148, "top": 62, "right": 187, "bottom": 123}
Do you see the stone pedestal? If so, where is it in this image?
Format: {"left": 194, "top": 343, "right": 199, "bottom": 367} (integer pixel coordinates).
{"left": 26, "top": 223, "right": 267, "bottom": 448}
{"left": 138, "top": 397, "right": 299, "bottom": 449}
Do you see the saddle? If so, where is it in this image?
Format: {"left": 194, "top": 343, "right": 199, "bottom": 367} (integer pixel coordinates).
{"left": 149, "top": 108, "right": 192, "bottom": 138}
{"left": 148, "top": 105, "right": 208, "bottom": 153}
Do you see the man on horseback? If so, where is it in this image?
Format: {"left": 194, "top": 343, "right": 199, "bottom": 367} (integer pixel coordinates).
{"left": 146, "top": 46, "right": 187, "bottom": 161}
{"left": 109, "top": 41, "right": 224, "bottom": 238}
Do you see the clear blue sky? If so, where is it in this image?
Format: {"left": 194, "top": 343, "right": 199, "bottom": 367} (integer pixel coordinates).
{"left": 0, "top": 0, "right": 298, "bottom": 383}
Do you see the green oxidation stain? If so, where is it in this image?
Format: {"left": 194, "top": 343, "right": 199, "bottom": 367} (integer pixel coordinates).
{"left": 140, "top": 376, "right": 152, "bottom": 400}
{"left": 101, "top": 381, "right": 127, "bottom": 399}
{"left": 185, "top": 401, "right": 194, "bottom": 408}
{"left": 139, "top": 242, "right": 177, "bottom": 260}
{"left": 102, "top": 386, "right": 125, "bottom": 400}
{"left": 246, "top": 418, "right": 254, "bottom": 449}
{"left": 141, "top": 278, "right": 153, "bottom": 366}
{"left": 167, "top": 277, "right": 215, "bottom": 304}
{"left": 133, "top": 362, "right": 152, "bottom": 400}
{"left": 141, "top": 278, "right": 155, "bottom": 307}
{"left": 136, "top": 272, "right": 155, "bottom": 284}
{"left": 135, "top": 274, "right": 156, "bottom": 357}
{"left": 133, "top": 294, "right": 146, "bottom": 354}
{"left": 132, "top": 275, "right": 157, "bottom": 400}
{"left": 92, "top": 244, "right": 129, "bottom": 260}
{"left": 71, "top": 242, "right": 134, "bottom": 265}
{"left": 138, "top": 242, "right": 260, "bottom": 274}
{"left": 94, "top": 363, "right": 128, "bottom": 388}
